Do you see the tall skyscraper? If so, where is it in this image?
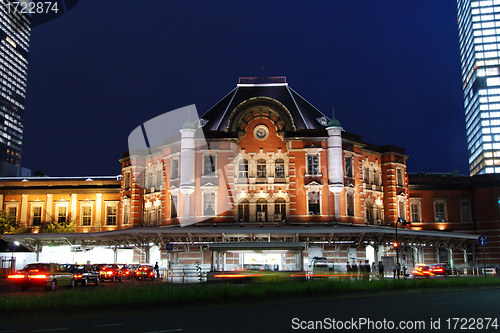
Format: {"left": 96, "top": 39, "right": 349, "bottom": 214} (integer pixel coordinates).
{"left": 0, "top": 0, "right": 30, "bottom": 176}
{"left": 457, "top": 0, "right": 500, "bottom": 175}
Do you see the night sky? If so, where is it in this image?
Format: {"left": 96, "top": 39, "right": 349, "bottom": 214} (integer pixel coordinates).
{"left": 20, "top": 1, "right": 467, "bottom": 177}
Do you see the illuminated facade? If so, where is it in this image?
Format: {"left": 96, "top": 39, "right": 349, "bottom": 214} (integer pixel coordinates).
{"left": 1, "top": 78, "right": 490, "bottom": 270}
{"left": 0, "top": 0, "right": 30, "bottom": 175}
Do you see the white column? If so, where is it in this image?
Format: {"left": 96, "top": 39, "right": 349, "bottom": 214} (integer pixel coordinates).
{"left": 20, "top": 194, "right": 28, "bottom": 227}
{"left": 180, "top": 126, "right": 196, "bottom": 225}
{"left": 327, "top": 124, "right": 344, "bottom": 219}
{"left": 96, "top": 193, "right": 102, "bottom": 230}
{"left": 71, "top": 194, "right": 78, "bottom": 224}
{"left": 45, "top": 194, "right": 53, "bottom": 222}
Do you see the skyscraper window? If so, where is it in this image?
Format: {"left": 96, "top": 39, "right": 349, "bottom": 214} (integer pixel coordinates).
{"left": 457, "top": 0, "right": 500, "bottom": 175}
{"left": 0, "top": 0, "right": 31, "bottom": 174}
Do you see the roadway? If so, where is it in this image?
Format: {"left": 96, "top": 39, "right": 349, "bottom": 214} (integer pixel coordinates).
{"left": 0, "top": 284, "right": 499, "bottom": 332}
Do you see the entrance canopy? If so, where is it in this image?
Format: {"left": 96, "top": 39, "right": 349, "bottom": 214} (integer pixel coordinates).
{"left": 2, "top": 225, "right": 479, "bottom": 252}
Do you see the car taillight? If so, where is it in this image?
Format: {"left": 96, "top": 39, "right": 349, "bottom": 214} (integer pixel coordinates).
{"left": 74, "top": 274, "right": 82, "bottom": 278}
{"left": 7, "top": 274, "right": 25, "bottom": 279}
{"left": 31, "top": 274, "right": 47, "bottom": 279}
{"left": 149, "top": 272, "right": 154, "bottom": 276}
{"left": 106, "top": 271, "right": 113, "bottom": 275}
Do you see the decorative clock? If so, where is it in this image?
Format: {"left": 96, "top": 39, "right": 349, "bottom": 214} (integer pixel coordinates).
{"left": 253, "top": 125, "right": 269, "bottom": 140}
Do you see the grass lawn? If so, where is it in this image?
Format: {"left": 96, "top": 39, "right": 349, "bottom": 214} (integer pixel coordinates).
{"left": 1, "top": 277, "right": 499, "bottom": 312}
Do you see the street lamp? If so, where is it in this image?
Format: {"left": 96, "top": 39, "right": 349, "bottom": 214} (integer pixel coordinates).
{"left": 395, "top": 217, "right": 411, "bottom": 279}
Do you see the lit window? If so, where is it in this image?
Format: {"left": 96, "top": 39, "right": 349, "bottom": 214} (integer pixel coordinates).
{"left": 32, "top": 206, "right": 42, "bottom": 226}
{"left": 257, "top": 159, "right": 267, "bottom": 178}
{"left": 81, "top": 206, "right": 92, "bottom": 226}
{"left": 307, "top": 154, "right": 319, "bottom": 175}
{"left": 308, "top": 191, "right": 320, "bottom": 215}
{"left": 57, "top": 206, "right": 67, "bottom": 223}
{"left": 275, "top": 158, "right": 285, "bottom": 178}
{"left": 105, "top": 204, "right": 118, "bottom": 226}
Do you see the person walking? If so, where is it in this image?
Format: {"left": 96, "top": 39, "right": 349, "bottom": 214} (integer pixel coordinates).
{"left": 154, "top": 262, "right": 159, "bottom": 280}
{"left": 378, "top": 261, "right": 384, "bottom": 279}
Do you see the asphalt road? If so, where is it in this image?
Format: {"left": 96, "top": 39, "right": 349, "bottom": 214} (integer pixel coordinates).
{"left": 1, "top": 286, "right": 499, "bottom": 333}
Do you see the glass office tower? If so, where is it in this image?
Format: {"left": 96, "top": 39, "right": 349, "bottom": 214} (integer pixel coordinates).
{"left": 0, "top": 0, "right": 30, "bottom": 175}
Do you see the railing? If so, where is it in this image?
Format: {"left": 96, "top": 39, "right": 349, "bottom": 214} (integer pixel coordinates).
{"left": 0, "top": 256, "right": 15, "bottom": 278}
{"left": 164, "top": 268, "right": 206, "bottom": 283}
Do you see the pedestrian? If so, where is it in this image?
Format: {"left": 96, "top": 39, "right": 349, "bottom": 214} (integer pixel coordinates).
{"left": 154, "top": 262, "right": 159, "bottom": 280}
{"left": 371, "top": 262, "right": 377, "bottom": 279}
{"left": 378, "top": 261, "right": 384, "bottom": 279}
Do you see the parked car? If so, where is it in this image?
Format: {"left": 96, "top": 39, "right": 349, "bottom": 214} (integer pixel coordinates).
{"left": 134, "top": 264, "right": 155, "bottom": 281}
{"left": 96, "top": 264, "right": 122, "bottom": 282}
{"left": 7, "top": 263, "right": 75, "bottom": 291}
{"left": 67, "top": 264, "right": 100, "bottom": 286}
{"left": 429, "top": 263, "right": 452, "bottom": 275}
{"left": 117, "top": 264, "right": 133, "bottom": 279}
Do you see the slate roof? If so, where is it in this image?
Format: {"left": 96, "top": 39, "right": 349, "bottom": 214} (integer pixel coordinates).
{"left": 199, "top": 78, "right": 331, "bottom": 132}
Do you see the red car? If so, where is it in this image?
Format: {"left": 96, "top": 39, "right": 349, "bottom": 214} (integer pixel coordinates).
{"left": 96, "top": 264, "right": 122, "bottom": 282}
{"left": 117, "top": 264, "right": 133, "bottom": 279}
{"left": 134, "top": 265, "right": 155, "bottom": 281}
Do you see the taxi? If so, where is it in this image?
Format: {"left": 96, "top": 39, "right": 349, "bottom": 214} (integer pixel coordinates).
{"left": 7, "top": 263, "right": 75, "bottom": 291}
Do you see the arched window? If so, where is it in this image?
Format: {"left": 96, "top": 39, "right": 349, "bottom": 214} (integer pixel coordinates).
{"left": 238, "top": 159, "right": 248, "bottom": 179}
{"left": 237, "top": 199, "right": 249, "bottom": 222}
{"left": 256, "top": 198, "right": 267, "bottom": 221}
{"left": 275, "top": 158, "right": 285, "bottom": 178}
{"left": 257, "top": 159, "right": 267, "bottom": 178}
{"left": 275, "top": 198, "right": 286, "bottom": 221}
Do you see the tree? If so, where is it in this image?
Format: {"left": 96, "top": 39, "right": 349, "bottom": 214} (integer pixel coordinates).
{"left": 39, "top": 220, "right": 75, "bottom": 233}
{"left": 0, "top": 210, "right": 26, "bottom": 237}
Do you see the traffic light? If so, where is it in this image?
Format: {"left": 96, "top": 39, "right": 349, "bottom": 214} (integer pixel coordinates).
{"left": 393, "top": 242, "right": 399, "bottom": 248}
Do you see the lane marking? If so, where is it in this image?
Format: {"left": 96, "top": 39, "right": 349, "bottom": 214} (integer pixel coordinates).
{"left": 93, "top": 323, "right": 123, "bottom": 327}
{"left": 143, "top": 330, "right": 183, "bottom": 333}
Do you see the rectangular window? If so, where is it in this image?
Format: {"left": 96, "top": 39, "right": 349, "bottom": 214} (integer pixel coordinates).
{"left": 124, "top": 171, "right": 131, "bottom": 190}
{"left": 203, "top": 192, "right": 216, "bottom": 216}
{"left": 171, "top": 159, "right": 179, "bottom": 179}
{"left": 123, "top": 204, "right": 130, "bottom": 225}
{"left": 397, "top": 169, "right": 404, "bottom": 186}
{"left": 57, "top": 206, "right": 67, "bottom": 223}
{"left": 308, "top": 191, "right": 320, "bottom": 215}
{"left": 461, "top": 200, "right": 471, "bottom": 222}
{"left": 82, "top": 206, "right": 92, "bottom": 226}
{"left": 307, "top": 154, "right": 319, "bottom": 175}
{"left": 411, "top": 203, "right": 420, "bottom": 222}
{"left": 106, "top": 206, "right": 117, "bottom": 225}
{"left": 204, "top": 155, "right": 216, "bottom": 175}
{"left": 171, "top": 194, "right": 178, "bottom": 218}
{"left": 8, "top": 207, "right": 17, "bottom": 218}
{"left": 345, "top": 156, "right": 353, "bottom": 178}
{"left": 32, "top": 207, "right": 42, "bottom": 226}
{"left": 435, "top": 203, "right": 445, "bottom": 222}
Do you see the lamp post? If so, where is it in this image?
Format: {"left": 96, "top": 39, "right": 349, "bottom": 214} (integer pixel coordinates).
{"left": 395, "top": 217, "right": 411, "bottom": 279}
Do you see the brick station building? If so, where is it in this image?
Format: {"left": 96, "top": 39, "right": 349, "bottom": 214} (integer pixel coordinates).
{"left": 1, "top": 77, "right": 496, "bottom": 272}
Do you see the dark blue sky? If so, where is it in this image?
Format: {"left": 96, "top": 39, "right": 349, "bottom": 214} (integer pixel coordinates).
{"left": 21, "top": 1, "right": 467, "bottom": 177}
